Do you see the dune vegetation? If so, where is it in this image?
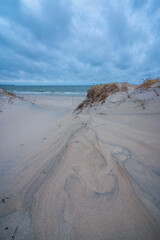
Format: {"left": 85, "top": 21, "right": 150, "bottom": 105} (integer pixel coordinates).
{"left": 75, "top": 82, "right": 130, "bottom": 111}
{"left": 76, "top": 78, "right": 160, "bottom": 111}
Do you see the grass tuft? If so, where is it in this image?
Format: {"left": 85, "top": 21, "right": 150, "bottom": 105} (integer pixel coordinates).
{"left": 136, "top": 78, "right": 160, "bottom": 90}
{"left": 0, "top": 88, "right": 23, "bottom": 100}
{"left": 75, "top": 82, "right": 129, "bottom": 111}
{"left": 3, "top": 89, "right": 17, "bottom": 98}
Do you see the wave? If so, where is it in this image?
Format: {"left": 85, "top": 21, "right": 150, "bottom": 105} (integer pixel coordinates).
{"left": 13, "top": 90, "right": 86, "bottom": 96}
{"left": 54, "top": 91, "right": 86, "bottom": 95}
{"left": 14, "top": 91, "right": 52, "bottom": 95}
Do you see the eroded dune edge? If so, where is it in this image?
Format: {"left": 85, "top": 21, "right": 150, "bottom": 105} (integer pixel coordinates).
{"left": 0, "top": 80, "right": 160, "bottom": 240}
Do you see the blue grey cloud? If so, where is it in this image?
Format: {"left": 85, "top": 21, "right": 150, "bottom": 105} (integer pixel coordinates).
{"left": 0, "top": 0, "right": 160, "bottom": 84}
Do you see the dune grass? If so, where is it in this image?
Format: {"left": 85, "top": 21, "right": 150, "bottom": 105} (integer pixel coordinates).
{"left": 75, "top": 82, "right": 129, "bottom": 111}
{"left": 3, "top": 89, "right": 17, "bottom": 98}
{"left": 0, "top": 88, "right": 23, "bottom": 100}
{"left": 75, "top": 78, "right": 160, "bottom": 112}
{"left": 136, "top": 78, "right": 160, "bottom": 90}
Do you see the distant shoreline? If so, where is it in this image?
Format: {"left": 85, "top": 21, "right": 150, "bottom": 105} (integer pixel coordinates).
{"left": 0, "top": 85, "right": 91, "bottom": 97}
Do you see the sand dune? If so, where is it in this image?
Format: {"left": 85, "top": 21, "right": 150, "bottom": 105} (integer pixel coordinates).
{"left": 0, "top": 87, "right": 160, "bottom": 239}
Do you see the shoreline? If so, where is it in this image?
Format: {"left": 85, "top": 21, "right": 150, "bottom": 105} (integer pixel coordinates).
{"left": 0, "top": 84, "right": 90, "bottom": 98}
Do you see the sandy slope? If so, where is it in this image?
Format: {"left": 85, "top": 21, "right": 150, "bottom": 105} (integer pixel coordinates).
{"left": 0, "top": 89, "right": 160, "bottom": 239}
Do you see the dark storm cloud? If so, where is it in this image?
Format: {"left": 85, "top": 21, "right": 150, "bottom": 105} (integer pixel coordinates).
{"left": 0, "top": 0, "right": 160, "bottom": 84}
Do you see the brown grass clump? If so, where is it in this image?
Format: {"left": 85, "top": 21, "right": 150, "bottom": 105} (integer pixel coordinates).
{"left": 3, "top": 89, "right": 17, "bottom": 98}
{"left": 75, "top": 82, "right": 129, "bottom": 111}
{"left": 136, "top": 78, "right": 160, "bottom": 90}
{"left": 75, "top": 77, "right": 160, "bottom": 112}
{"left": 0, "top": 88, "right": 23, "bottom": 101}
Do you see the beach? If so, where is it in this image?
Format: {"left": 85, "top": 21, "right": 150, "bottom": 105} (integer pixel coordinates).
{"left": 0, "top": 85, "right": 160, "bottom": 240}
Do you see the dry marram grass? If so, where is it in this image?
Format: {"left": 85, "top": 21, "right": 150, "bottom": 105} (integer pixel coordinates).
{"left": 136, "top": 78, "right": 160, "bottom": 90}
{"left": 75, "top": 82, "right": 129, "bottom": 111}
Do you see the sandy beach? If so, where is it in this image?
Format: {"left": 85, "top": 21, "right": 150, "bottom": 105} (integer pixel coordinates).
{"left": 0, "top": 85, "right": 160, "bottom": 240}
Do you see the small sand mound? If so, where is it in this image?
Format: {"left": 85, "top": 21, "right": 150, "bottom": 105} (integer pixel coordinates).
{"left": 75, "top": 78, "right": 160, "bottom": 112}
{"left": 75, "top": 82, "right": 129, "bottom": 111}
{"left": 0, "top": 88, "right": 23, "bottom": 112}
{"left": 0, "top": 88, "right": 23, "bottom": 100}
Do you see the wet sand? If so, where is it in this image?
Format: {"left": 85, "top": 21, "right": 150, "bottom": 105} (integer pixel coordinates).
{"left": 0, "top": 90, "right": 160, "bottom": 239}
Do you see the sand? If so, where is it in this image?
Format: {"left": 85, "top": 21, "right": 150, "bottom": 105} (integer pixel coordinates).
{"left": 0, "top": 88, "right": 160, "bottom": 240}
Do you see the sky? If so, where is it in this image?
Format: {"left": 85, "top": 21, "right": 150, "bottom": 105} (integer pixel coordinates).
{"left": 0, "top": 0, "right": 160, "bottom": 85}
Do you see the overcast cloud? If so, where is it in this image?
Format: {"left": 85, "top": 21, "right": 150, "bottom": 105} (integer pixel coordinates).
{"left": 0, "top": 0, "right": 160, "bottom": 84}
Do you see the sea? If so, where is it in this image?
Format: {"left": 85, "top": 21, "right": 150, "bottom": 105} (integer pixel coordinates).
{"left": 0, "top": 85, "right": 91, "bottom": 97}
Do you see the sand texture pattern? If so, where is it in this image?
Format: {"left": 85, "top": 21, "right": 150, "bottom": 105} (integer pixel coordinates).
{"left": 0, "top": 87, "right": 160, "bottom": 240}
